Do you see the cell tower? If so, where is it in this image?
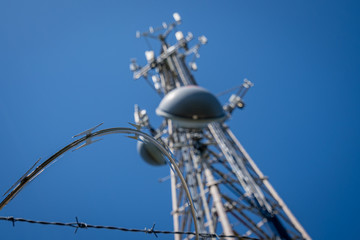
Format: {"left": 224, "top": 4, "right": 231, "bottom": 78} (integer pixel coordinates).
{"left": 131, "top": 13, "right": 311, "bottom": 240}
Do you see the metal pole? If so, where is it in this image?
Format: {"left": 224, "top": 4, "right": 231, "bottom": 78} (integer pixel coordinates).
{"left": 203, "top": 161, "right": 234, "bottom": 238}
{"left": 191, "top": 151, "right": 216, "bottom": 235}
{"left": 170, "top": 168, "right": 181, "bottom": 240}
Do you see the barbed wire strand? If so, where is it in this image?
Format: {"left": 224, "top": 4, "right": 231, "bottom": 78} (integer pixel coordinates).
{"left": 0, "top": 216, "right": 259, "bottom": 240}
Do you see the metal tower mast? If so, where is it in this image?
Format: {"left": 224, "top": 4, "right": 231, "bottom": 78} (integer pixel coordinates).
{"left": 131, "top": 13, "right": 311, "bottom": 240}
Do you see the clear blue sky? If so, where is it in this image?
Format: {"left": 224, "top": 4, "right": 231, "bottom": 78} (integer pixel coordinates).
{"left": 0, "top": 1, "right": 359, "bottom": 239}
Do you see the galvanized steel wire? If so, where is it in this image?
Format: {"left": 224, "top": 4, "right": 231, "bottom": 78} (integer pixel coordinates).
{"left": 0, "top": 216, "right": 259, "bottom": 239}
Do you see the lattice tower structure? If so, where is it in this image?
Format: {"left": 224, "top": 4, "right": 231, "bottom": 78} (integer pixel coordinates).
{"left": 131, "top": 14, "right": 311, "bottom": 240}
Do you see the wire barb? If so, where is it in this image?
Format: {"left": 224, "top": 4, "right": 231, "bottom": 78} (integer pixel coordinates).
{"left": 74, "top": 216, "right": 87, "bottom": 234}
{"left": 7, "top": 216, "right": 15, "bottom": 227}
{"left": 145, "top": 223, "right": 158, "bottom": 238}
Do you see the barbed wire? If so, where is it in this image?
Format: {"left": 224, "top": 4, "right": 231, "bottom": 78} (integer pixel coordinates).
{"left": 0, "top": 216, "right": 259, "bottom": 240}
